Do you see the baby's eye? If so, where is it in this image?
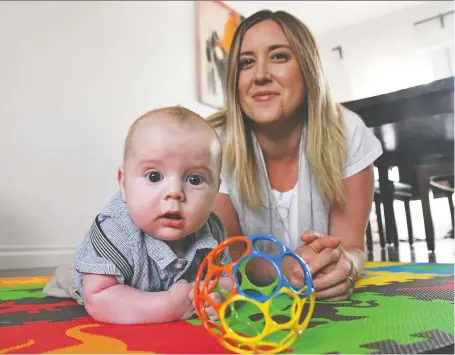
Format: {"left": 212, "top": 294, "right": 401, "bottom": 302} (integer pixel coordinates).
{"left": 146, "top": 171, "right": 162, "bottom": 183}
{"left": 187, "top": 174, "right": 205, "bottom": 186}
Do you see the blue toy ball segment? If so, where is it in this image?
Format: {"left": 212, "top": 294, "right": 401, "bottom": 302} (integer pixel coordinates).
{"left": 232, "top": 234, "right": 314, "bottom": 303}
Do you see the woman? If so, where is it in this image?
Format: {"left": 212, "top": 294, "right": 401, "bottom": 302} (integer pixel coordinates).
{"left": 208, "top": 10, "right": 383, "bottom": 301}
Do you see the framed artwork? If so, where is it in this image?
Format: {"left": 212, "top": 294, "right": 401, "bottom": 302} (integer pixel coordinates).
{"left": 196, "top": 1, "right": 243, "bottom": 109}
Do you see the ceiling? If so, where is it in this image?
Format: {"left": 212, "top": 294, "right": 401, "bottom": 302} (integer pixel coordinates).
{"left": 222, "top": 1, "right": 432, "bottom": 37}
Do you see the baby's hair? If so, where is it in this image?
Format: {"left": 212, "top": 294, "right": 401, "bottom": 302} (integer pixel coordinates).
{"left": 166, "top": 105, "right": 188, "bottom": 122}
{"left": 123, "top": 105, "right": 219, "bottom": 164}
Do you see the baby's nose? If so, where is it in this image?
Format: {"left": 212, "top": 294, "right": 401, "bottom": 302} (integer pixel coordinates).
{"left": 165, "top": 181, "right": 184, "bottom": 201}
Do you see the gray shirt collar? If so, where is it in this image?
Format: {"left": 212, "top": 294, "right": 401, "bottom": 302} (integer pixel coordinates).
{"left": 143, "top": 223, "right": 218, "bottom": 271}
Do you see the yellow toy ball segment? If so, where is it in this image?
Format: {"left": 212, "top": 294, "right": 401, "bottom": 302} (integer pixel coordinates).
{"left": 194, "top": 234, "right": 315, "bottom": 354}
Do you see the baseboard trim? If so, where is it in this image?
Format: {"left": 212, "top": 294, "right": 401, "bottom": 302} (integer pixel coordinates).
{"left": 0, "top": 245, "right": 78, "bottom": 270}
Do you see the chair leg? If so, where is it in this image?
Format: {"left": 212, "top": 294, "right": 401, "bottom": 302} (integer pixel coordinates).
{"left": 404, "top": 199, "right": 414, "bottom": 246}
{"left": 375, "top": 200, "right": 386, "bottom": 248}
{"left": 366, "top": 221, "right": 373, "bottom": 252}
{"left": 448, "top": 195, "right": 454, "bottom": 229}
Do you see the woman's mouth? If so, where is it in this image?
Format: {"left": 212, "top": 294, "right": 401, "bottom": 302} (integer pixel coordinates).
{"left": 253, "top": 91, "right": 279, "bottom": 102}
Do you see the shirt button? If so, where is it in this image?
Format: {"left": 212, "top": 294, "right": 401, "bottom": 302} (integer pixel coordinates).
{"left": 175, "top": 262, "right": 184, "bottom": 270}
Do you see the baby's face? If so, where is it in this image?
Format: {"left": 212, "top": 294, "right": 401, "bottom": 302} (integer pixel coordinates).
{"left": 119, "top": 118, "right": 221, "bottom": 241}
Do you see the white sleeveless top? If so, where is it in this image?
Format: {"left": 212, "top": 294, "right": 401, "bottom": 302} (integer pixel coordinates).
{"left": 219, "top": 182, "right": 298, "bottom": 248}
{"left": 217, "top": 107, "right": 383, "bottom": 251}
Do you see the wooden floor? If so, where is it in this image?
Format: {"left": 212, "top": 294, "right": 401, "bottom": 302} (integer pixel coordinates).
{"left": 367, "top": 194, "right": 455, "bottom": 263}
{"left": 0, "top": 267, "right": 57, "bottom": 277}
{"left": 368, "top": 237, "right": 454, "bottom": 263}
{"left": 0, "top": 238, "right": 452, "bottom": 278}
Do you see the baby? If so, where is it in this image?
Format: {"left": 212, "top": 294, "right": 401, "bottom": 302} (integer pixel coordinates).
{"left": 44, "top": 106, "right": 230, "bottom": 324}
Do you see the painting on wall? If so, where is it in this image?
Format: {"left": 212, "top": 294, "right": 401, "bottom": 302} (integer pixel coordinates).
{"left": 196, "top": 1, "right": 243, "bottom": 109}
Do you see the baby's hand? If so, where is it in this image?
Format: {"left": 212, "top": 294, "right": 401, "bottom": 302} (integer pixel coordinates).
{"left": 190, "top": 279, "right": 229, "bottom": 321}
{"left": 204, "top": 292, "right": 223, "bottom": 321}
{"left": 168, "top": 279, "right": 195, "bottom": 320}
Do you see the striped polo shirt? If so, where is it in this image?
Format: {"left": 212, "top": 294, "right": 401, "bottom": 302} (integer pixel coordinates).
{"left": 74, "top": 192, "right": 230, "bottom": 304}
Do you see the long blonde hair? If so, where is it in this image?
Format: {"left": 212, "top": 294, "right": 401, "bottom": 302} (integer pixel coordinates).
{"left": 207, "top": 10, "right": 346, "bottom": 211}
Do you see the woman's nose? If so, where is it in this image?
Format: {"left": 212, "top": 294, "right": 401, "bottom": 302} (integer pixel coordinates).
{"left": 254, "top": 60, "right": 271, "bottom": 84}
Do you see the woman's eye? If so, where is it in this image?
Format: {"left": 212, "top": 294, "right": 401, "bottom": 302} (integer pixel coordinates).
{"left": 239, "top": 58, "right": 253, "bottom": 69}
{"left": 146, "top": 171, "right": 162, "bottom": 183}
{"left": 187, "top": 174, "right": 205, "bottom": 186}
{"left": 271, "top": 52, "right": 289, "bottom": 61}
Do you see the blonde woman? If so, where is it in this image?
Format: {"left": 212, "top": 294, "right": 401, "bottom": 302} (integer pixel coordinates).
{"left": 208, "top": 10, "right": 383, "bottom": 301}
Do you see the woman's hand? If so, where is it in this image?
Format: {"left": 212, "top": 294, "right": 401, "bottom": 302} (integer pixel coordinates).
{"left": 300, "top": 233, "right": 358, "bottom": 301}
{"left": 285, "top": 231, "right": 341, "bottom": 287}
{"left": 310, "top": 247, "right": 357, "bottom": 301}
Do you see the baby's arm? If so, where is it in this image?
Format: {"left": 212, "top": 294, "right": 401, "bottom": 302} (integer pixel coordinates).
{"left": 83, "top": 273, "right": 194, "bottom": 324}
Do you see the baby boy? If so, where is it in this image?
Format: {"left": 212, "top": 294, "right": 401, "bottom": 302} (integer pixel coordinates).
{"left": 44, "top": 106, "right": 229, "bottom": 324}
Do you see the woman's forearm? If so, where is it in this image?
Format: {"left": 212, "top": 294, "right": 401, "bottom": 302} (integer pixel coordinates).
{"left": 240, "top": 257, "right": 300, "bottom": 286}
{"left": 243, "top": 259, "right": 275, "bottom": 285}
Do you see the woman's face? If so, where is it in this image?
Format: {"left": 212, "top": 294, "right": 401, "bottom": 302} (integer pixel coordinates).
{"left": 237, "top": 19, "right": 305, "bottom": 126}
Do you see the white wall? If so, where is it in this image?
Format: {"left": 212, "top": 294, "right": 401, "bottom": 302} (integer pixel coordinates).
{"left": 315, "top": 2, "right": 454, "bottom": 243}
{"left": 0, "top": 1, "right": 216, "bottom": 269}
{"left": 316, "top": 1, "right": 454, "bottom": 102}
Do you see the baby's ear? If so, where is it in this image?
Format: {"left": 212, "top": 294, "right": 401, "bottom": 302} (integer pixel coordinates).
{"left": 117, "top": 167, "right": 127, "bottom": 202}
{"left": 217, "top": 176, "right": 222, "bottom": 192}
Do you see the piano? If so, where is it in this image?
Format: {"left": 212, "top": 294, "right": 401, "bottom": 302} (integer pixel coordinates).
{"left": 343, "top": 76, "right": 454, "bottom": 252}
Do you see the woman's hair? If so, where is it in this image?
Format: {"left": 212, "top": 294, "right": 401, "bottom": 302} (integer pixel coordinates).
{"left": 207, "top": 10, "right": 346, "bottom": 210}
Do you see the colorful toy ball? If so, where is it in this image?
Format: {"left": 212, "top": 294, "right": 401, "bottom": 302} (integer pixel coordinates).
{"left": 194, "top": 234, "right": 315, "bottom": 354}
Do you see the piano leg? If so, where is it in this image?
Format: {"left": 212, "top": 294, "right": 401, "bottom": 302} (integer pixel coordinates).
{"left": 374, "top": 199, "right": 386, "bottom": 248}
{"left": 415, "top": 166, "right": 435, "bottom": 251}
{"left": 414, "top": 162, "right": 454, "bottom": 252}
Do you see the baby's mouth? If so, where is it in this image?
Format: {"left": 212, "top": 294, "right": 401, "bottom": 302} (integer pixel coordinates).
{"left": 161, "top": 212, "right": 183, "bottom": 220}
{"left": 159, "top": 212, "right": 185, "bottom": 228}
